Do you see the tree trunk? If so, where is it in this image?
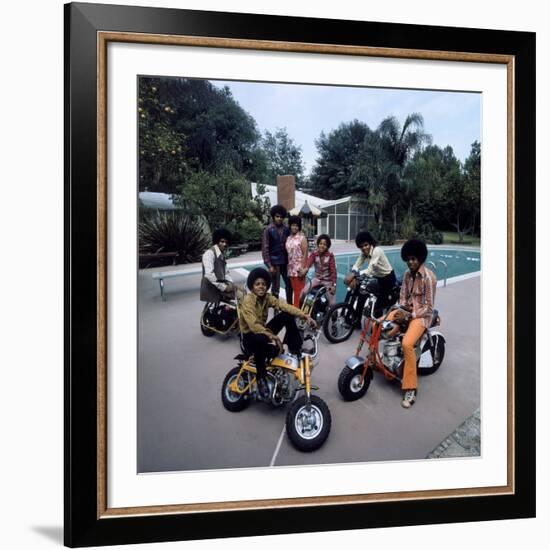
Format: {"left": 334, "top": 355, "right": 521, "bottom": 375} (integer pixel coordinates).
{"left": 153, "top": 168, "right": 161, "bottom": 190}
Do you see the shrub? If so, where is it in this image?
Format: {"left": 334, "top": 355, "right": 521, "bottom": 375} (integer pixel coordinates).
{"left": 231, "top": 216, "right": 264, "bottom": 245}
{"left": 431, "top": 231, "right": 444, "bottom": 245}
{"left": 139, "top": 212, "right": 211, "bottom": 264}
{"left": 399, "top": 215, "right": 417, "bottom": 240}
{"left": 368, "top": 222, "right": 395, "bottom": 245}
{"left": 415, "top": 222, "right": 443, "bottom": 245}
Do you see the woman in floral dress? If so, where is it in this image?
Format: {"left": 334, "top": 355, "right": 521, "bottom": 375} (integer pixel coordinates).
{"left": 285, "top": 215, "right": 308, "bottom": 308}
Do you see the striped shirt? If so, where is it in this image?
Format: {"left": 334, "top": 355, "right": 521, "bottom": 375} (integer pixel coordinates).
{"left": 399, "top": 265, "right": 437, "bottom": 329}
{"left": 304, "top": 250, "right": 337, "bottom": 286}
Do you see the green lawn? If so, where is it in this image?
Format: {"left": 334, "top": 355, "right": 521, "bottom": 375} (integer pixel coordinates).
{"left": 441, "top": 231, "right": 480, "bottom": 246}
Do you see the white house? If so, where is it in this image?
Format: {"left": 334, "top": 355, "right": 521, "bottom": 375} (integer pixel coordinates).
{"left": 251, "top": 183, "right": 370, "bottom": 241}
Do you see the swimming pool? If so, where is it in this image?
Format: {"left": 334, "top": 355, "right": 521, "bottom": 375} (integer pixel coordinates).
{"left": 335, "top": 248, "right": 480, "bottom": 278}
{"left": 243, "top": 247, "right": 480, "bottom": 303}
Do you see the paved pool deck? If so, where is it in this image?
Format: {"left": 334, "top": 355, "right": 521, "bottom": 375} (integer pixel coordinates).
{"left": 137, "top": 248, "right": 481, "bottom": 473}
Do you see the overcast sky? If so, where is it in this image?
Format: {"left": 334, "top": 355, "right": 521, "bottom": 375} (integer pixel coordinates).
{"left": 212, "top": 79, "right": 480, "bottom": 176}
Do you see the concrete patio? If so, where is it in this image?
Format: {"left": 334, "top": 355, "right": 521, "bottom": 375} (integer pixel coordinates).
{"left": 137, "top": 246, "right": 480, "bottom": 473}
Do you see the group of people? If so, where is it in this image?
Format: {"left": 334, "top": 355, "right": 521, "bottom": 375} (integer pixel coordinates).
{"left": 200, "top": 204, "right": 437, "bottom": 408}
{"left": 261, "top": 204, "right": 337, "bottom": 308}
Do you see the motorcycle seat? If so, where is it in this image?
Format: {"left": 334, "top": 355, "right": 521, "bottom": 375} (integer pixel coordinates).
{"left": 234, "top": 343, "right": 278, "bottom": 362}
{"left": 310, "top": 284, "right": 325, "bottom": 292}
{"left": 430, "top": 309, "right": 440, "bottom": 328}
{"left": 234, "top": 351, "right": 253, "bottom": 360}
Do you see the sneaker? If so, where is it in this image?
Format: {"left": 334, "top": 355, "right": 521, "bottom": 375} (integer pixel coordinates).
{"left": 256, "top": 378, "right": 270, "bottom": 401}
{"left": 401, "top": 389, "right": 416, "bottom": 409}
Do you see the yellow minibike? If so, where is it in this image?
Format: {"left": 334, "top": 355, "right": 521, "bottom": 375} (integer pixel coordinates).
{"left": 221, "top": 328, "right": 331, "bottom": 452}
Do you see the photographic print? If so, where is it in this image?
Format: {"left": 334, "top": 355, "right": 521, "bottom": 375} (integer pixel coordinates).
{"left": 65, "top": 3, "right": 535, "bottom": 545}
{"left": 137, "top": 76, "right": 482, "bottom": 473}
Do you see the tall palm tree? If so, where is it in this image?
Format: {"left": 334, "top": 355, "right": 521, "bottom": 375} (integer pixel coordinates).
{"left": 377, "top": 113, "right": 431, "bottom": 230}
{"left": 378, "top": 113, "right": 430, "bottom": 167}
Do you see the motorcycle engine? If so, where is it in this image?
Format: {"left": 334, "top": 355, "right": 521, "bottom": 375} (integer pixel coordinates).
{"left": 269, "top": 369, "right": 295, "bottom": 405}
{"left": 382, "top": 340, "right": 403, "bottom": 373}
{"left": 313, "top": 298, "right": 327, "bottom": 323}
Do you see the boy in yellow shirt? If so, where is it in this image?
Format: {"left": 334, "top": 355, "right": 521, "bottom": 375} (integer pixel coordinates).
{"left": 239, "top": 268, "right": 316, "bottom": 399}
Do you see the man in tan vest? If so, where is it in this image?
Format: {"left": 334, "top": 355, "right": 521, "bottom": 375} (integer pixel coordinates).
{"left": 200, "top": 228, "right": 235, "bottom": 303}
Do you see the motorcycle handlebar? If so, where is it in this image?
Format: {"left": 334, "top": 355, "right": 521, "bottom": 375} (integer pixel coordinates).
{"left": 302, "top": 326, "right": 320, "bottom": 358}
{"left": 367, "top": 295, "right": 378, "bottom": 320}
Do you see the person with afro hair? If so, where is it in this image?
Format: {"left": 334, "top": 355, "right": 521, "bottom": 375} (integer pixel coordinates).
{"left": 386, "top": 239, "right": 437, "bottom": 409}
{"left": 299, "top": 234, "right": 337, "bottom": 305}
{"left": 199, "top": 228, "right": 235, "bottom": 303}
{"left": 344, "top": 231, "right": 397, "bottom": 317}
{"left": 239, "top": 267, "right": 316, "bottom": 400}
{"left": 261, "top": 204, "right": 292, "bottom": 304}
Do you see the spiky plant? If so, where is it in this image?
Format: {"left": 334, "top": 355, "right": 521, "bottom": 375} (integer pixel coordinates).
{"left": 139, "top": 212, "right": 211, "bottom": 264}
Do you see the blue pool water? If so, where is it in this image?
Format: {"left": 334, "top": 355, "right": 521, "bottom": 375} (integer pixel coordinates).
{"left": 245, "top": 247, "right": 480, "bottom": 303}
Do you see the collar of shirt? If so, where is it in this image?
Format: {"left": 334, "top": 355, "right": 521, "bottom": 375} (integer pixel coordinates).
{"left": 407, "top": 264, "right": 428, "bottom": 281}
{"left": 416, "top": 264, "right": 428, "bottom": 278}
{"left": 270, "top": 222, "right": 288, "bottom": 234}
{"left": 213, "top": 244, "right": 224, "bottom": 258}
{"left": 360, "top": 249, "right": 372, "bottom": 263}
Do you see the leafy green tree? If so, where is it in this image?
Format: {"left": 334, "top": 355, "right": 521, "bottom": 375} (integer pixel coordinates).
{"left": 310, "top": 120, "right": 373, "bottom": 199}
{"left": 260, "top": 128, "right": 306, "bottom": 187}
{"left": 138, "top": 82, "right": 189, "bottom": 194}
{"left": 310, "top": 115, "right": 430, "bottom": 233}
{"left": 251, "top": 182, "right": 271, "bottom": 225}
{"left": 404, "top": 145, "right": 450, "bottom": 228}
{"left": 463, "top": 141, "right": 481, "bottom": 236}
{"left": 138, "top": 77, "right": 265, "bottom": 193}
{"left": 173, "top": 81, "right": 261, "bottom": 175}
{"left": 351, "top": 132, "right": 399, "bottom": 228}
{"left": 377, "top": 113, "right": 431, "bottom": 231}
{"left": 437, "top": 146, "right": 474, "bottom": 243}
{"left": 174, "top": 165, "right": 268, "bottom": 244}
{"left": 404, "top": 144, "right": 468, "bottom": 236}
{"left": 378, "top": 113, "right": 430, "bottom": 168}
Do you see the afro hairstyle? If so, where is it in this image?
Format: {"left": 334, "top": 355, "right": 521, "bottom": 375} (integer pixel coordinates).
{"left": 270, "top": 204, "right": 287, "bottom": 219}
{"left": 400, "top": 238, "right": 428, "bottom": 264}
{"left": 317, "top": 234, "right": 332, "bottom": 249}
{"left": 212, "top": 228, "right": 232, "bottom": 245}
{"left": 355, "top": 231, "right": 377, "bottom": 248}
{"left": 288, "top": 215, "right": 302, "bottom": 230}
{"left": 247, "top": 267, "right": 272, "bottom": 291}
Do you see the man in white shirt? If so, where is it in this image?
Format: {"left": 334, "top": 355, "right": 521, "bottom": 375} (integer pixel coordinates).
{"left": 344, "top": 231, "right": 397, "bottom": 318}
{"left": 351, "top": 239, "right": 394, "bottom": 278}
{"left": 200, "top": 229, "right": 235, "bottom": 303}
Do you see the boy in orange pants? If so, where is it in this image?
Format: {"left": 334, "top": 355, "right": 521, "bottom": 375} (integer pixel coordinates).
{"left": 386, "top": 239, "right": 437, "bottom": 409}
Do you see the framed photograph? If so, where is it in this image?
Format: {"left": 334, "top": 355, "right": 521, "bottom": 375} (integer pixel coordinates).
{"left": 64, "top": 2, "right": 535, "bottom": 546}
